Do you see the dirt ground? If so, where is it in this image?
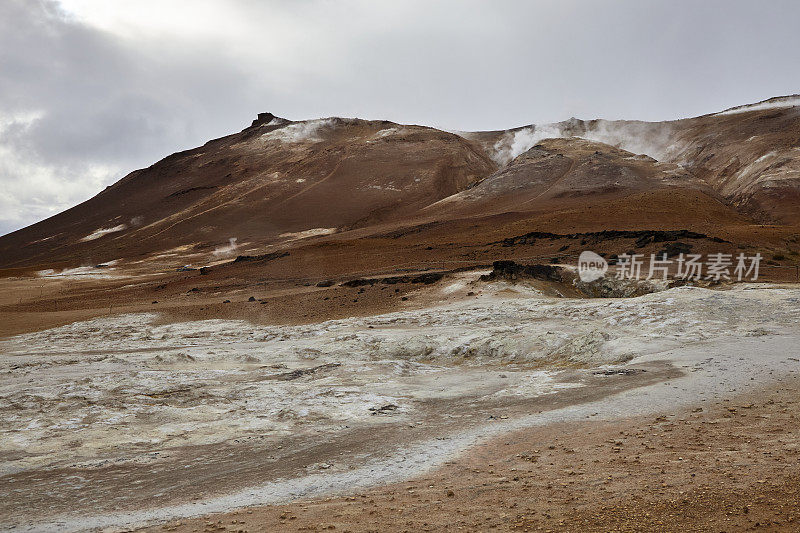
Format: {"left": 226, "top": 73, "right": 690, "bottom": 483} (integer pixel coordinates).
{"left": 3, "top": 99, "right": 800, "bottom": 533}
{"left": 143, "top": 377, "right": 800, "bottom": 533}
{"left": 2, "top": 265, "right": 799, "bottom": 533}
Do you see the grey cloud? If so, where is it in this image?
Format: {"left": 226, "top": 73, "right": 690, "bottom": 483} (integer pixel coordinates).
{"left": 1, "top": 0, "right": 800, "bottom": 235}
{"left": 0, "top": 0, "right": 268, "bottom": 234}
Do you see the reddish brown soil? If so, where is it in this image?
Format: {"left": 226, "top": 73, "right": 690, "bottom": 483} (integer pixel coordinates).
{"left": 1, "top": 104, "right": 799, "bottom": 340}
{"left": 2, "top": 99, "right": 800, "bottom": 533}
{"left": 2, "top": 103, "right": 799, "bottom": 274}
{"left": 144, "top": 378, "right": 800, "bottom": 533}
{"left": 2, "top": 203, "right": 798, "bottom": 338}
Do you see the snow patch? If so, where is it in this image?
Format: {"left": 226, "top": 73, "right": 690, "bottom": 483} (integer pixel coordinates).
{"left": 80, "top": 224, "right": 126, "bottom": 241}
{"left": 278, "top": 227, "right": 336, "bottom": 241}
{"left": 36, "top": 266, "right": 118, "bottom": 279}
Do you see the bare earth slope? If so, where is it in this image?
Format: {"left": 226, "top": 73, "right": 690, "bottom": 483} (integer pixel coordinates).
{"left": 666, "top": 96, "right": 800, "bottom": 223}
{"left": 422, "top": 137, "right": 719, "bottom": 219}
{"left": 0, "top": 116, "right": 496, "bottom": 269}
{"left": 1, "top": 96, "right": 799, "bottom": 276}
{"left": 1, "top": 98, "right": 800, "bottom": 533}
{"left": 468, "top": 95, "right": 800, "bottom": 224}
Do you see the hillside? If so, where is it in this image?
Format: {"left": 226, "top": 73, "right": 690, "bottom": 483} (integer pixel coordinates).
{"left": 0, "top": 96, "right": 798, "bottom": 286}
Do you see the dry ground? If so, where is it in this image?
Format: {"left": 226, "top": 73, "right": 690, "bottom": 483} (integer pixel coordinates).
{"left": 145, "top": 377, "right": 800, "bottom": 533}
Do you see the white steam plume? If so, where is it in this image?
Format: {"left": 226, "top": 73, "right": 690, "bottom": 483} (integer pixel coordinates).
{"left": 714, "top": 95, "right": 800, "bottom": 116}
{"left": 261, "top": 119, "right": 335, "bottom": 144}
{"left": 213, "top": 237, "right": 238, "bottom": 256}
{"left": 489, "top": 119, "right": 676, "bottom": 166}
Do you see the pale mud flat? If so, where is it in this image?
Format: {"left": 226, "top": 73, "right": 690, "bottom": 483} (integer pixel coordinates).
{"left": 1, "top": 283, "right": 799, "bottom": 531}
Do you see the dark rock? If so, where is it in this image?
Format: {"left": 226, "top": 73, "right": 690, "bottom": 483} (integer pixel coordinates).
{"left": 657, "top": 241, "right": 693, "bottom": 258}
{"left": 251, "top": 112, "right": 276, "bottom": 127}
{"left": 369, "top": 404, "right": 399, "bottom": 415}
{"left": 233, "top": 251, "right": 289, "bottom": 263}
{"left": 268, "top": 363, "right": 341, "bottom": 381}
{"left": 167, "top": 185, "right": 217, "bottom": 198}
{"left": 497, "top": 229, "right": 724, "bottom": 248}
{"left": 341, "top": 272, "right": 444, "bottom": 287}
{"left": 592, "top": 368, "right": 647, "bottom": 376}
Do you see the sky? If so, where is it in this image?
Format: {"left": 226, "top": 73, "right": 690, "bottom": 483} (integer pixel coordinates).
{"left": 1, "top": 0, "right": 799, "bottom": 236}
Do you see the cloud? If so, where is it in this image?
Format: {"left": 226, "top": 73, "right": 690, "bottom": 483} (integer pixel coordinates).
{"left": 0, "top": 109, "right": 120, "bottom": 234}
{"left": 1, "top": 0, "right": 800, "bottom": 235}
{"left": 0, "top": 0, "right": 266, "bottom": 235}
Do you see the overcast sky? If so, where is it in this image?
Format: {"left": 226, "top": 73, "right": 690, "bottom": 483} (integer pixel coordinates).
{"left": 1, "top": 0, "right": 799, "bottom": 236}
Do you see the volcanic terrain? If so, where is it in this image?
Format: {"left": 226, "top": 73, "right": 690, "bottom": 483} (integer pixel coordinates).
{"left": 1, "top": 96, "right": 800, "bottom": 532}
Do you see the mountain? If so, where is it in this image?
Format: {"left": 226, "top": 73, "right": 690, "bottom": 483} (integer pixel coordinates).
{"left": 0, "top": 115, "right": 495, "bottom": 268}
{"left": 1, "top": 96, "right": 799, "bottom": 274}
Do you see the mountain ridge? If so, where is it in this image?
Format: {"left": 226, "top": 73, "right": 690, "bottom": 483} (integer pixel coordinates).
{"left": 1, "top": 96, "right": 798, "bottom": 271}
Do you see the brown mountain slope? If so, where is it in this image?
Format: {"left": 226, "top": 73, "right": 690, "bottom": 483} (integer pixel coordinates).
{"left": 0, "top": 96, "right": 799, "bottom": 274}
{"left": 664, "top": 97, "right": 800, "bottom": 223}
{"left": 466, "top": 96, "right": 800, "bottom": 224}
{"left": 0, "top": 116, "right": 495, "bottom": 268}
{"left": 421, "top": 137, "right": 717, "bottom": 219}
